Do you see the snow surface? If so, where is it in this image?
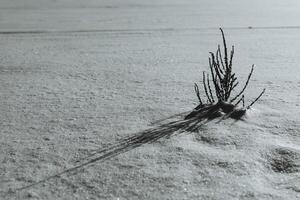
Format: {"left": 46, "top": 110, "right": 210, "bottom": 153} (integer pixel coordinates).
{"left": 0, "top": 0, "right": 299, "bottom": 199}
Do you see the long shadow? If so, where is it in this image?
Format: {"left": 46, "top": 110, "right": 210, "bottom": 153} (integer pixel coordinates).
{"left": 14, "top": 108, "right": 217, "bottom": 192}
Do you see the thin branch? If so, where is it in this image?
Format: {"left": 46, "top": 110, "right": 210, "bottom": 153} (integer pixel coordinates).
{"left": 217, "top": 45, "right": 225, "bottom": 71}
{"left": 226, "top": 74, "right": 237, "bottom": 100}
{"left": 247, "top": 89, "right": 266, "bottom": 109}
{"left": 213, "top": 74, "right": 222, "bottom": 100}
{"left": 229, "top": 45, "right": 234, "bottom": 69}
{"left": 231, "top": 81, "right": 239, "bottom": 91}
{"left": 234, "top": 94, "right": 244, "bottom": 107}
{"left": 220, "top": 28, "right": 228, "bottom": 69}
{"left": 230, "top": 64, "right": 254, "bottom": 103}
{"left": 206, "top": 75, "right": 215, "bottom": 102}
{"left": 202, "top": 72, "right": 213, "bottom": 103}
{"left": 194, "top": 83, "right": 202, "bottom": 105}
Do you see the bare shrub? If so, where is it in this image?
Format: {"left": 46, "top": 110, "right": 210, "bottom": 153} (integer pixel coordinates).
{"left": 185, "top": 28, "right": 265, "bottom": 120}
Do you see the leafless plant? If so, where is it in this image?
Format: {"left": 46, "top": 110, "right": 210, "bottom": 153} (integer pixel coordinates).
{"left": 186, "top": 28, "right": 265, "bottom": 120}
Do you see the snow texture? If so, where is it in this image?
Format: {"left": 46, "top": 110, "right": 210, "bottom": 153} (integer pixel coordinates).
{"left": 0, "top": 0, "right": 299, "bottom": 199}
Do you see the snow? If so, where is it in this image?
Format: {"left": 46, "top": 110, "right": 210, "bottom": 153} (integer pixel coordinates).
{"left": 0, "top": 0, "right": 299, "bottom": 199}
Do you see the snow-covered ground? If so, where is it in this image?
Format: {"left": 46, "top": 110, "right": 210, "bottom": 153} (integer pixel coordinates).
{"left": 0, "top": 0, "right": 299, "bottom": 199}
